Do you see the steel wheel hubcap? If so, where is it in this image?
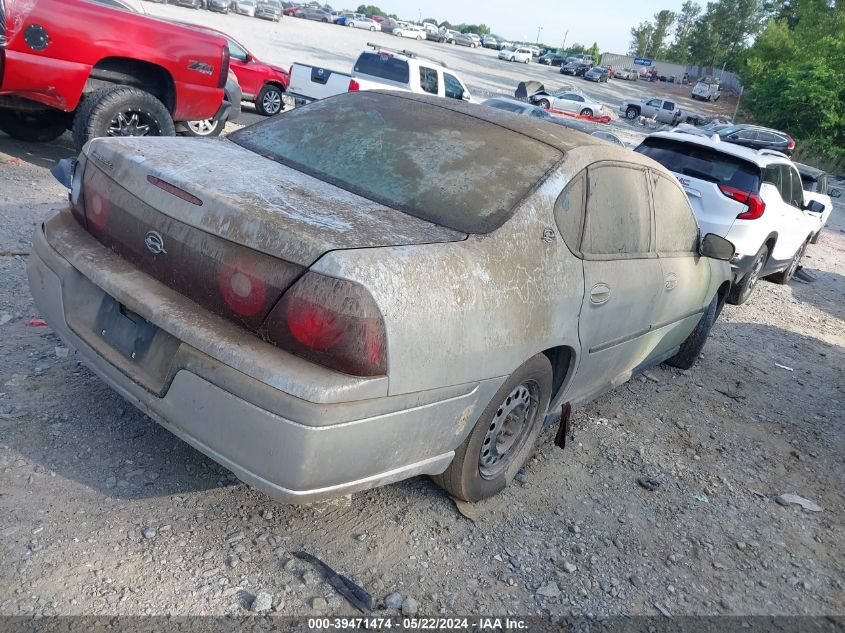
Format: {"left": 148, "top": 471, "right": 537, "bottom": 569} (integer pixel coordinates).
{"left": 108, "top": 110, "right": 155, "bottom": 137}
{"left": 263, "top": 91, "right": 282, "bottom": 113}
{"left": 479, "top": 381, "right": 538, "bottom": 479}
{"left": 748, "top": 255, "right": 765, "bottom": 291}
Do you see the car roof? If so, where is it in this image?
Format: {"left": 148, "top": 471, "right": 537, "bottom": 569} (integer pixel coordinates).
{"left": 792, "top": 161, "right": 824, "bottom": 179}
{"left": 362, "top": 48, "right": 447, "bottom": 68}
{"left": 646, "top": 131, "right": 793, "bottom": 167}
{"left": 720, "top": 123, "right": 788, "bottom": 136}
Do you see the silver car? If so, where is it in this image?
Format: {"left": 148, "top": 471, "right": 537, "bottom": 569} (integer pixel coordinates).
{"left": 30, "top": 92, "right": 733, "bottom": 504}
{"left": 531, "top": 88, "right": 605, "bottom": 117}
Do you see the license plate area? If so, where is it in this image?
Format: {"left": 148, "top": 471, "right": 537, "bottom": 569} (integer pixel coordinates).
{"left": 94, "top": 297, "right": 158, "bottom": 361}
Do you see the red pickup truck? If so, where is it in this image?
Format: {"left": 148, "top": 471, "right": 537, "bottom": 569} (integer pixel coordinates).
{"left": 0, "top": 0, "right": 230, "bottom": 147}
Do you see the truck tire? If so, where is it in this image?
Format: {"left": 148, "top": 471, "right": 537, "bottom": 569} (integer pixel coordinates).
{"left": 256, "top": 84, "right": 285, "bottom": 116}
{"left": 666, "top": 294, "right": 720, "bottom": 370}
{"left": 432, "top": 354, "right": 552, "bottom": 502}
{"left": 625, "top": 106, "right": 639, "bottom": 119}
{"left": 181, "top": 116, "right": 225, "bottom": 137}
{"left": 72, "top": 86, "right": 175, "bottom": 149}
{"left": 0, "top": 110, "right": 68, "bottom": 143}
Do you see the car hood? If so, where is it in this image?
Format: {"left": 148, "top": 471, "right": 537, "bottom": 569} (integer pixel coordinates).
{"left": 83, "top": 137, "right": 465, "bottom": 267}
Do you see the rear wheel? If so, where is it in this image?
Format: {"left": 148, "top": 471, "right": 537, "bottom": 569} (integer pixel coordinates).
{"left": 770, "top": 239, "right": 809, "bottom": 285}
{"left": 0, "top": 109, "right": 68, "bottom": 143}
{"left": 256, "top": 84, "right": 284, "bottom": 116}
{"left": 432, "top": 354, "right": 552, "bottom": 502}
{"left": 579, "top": 108, "right": 593, "bottom": 116}
{"left": 810, "top": 230, "right": 822, "bottom": 244}
{"left": 537, "top": 98, "right": 550, "bottom": 109}
{"left": 666, "top": 293, "right": 720, "bottom": 370}
{"left": 72, "top": 86, "right": 174, "bottom": 149}
{"left": 369, "top": 25, "right": 375, "bottom": 31}
{"left": 728, "top": 244, "right": 767, "bottom": 305}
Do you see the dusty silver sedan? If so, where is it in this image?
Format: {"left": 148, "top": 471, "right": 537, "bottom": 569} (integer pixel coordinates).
{"left": 28, "top": 92, "right": 733, "bottom": 503}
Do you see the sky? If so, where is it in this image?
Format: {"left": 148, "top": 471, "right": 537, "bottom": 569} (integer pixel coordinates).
{"left": 366, "top": 0, "right": 696, "bottom": 53}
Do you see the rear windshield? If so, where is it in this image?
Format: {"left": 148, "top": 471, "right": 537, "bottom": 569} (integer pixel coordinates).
{"left": 635, "top": 137, "right": 761, "bottom": 192}
{"left": 230, "top": 92, "right": 563, "bottom": 233}
{"left": 353, "top": 52, "right": 410, "bottom": 85}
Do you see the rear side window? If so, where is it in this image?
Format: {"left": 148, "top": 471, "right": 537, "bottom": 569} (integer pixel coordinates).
{"left": 419, "top": 67, "right": 439, "bottom": 95}
{"left": 554, "top": 171, "right": 586, "bottom": 251}
{"left": 786, "top": 166, "right": 804, "bottom": 208}
{"left": 583, "top": 165, "right": 651, "bottom": 256}
{"left": 636, "top": 137, "right": 761, "bottom": 192}
{"left": 353, "top": 52, "right": 410, "bottom": 85}
{"left": 651, "top": 172, "right": 699, "bottom": 253}
{"left": 443, "top": 73, "right": 465, "bottom": 100}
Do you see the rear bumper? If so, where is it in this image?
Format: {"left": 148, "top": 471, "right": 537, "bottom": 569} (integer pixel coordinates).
{"left": 27, "top": 212, "right": 501, "bottom": 503}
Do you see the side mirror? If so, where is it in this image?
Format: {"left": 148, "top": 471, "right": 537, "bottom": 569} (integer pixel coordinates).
{"left": 699, "top": 233, "right": 735, "bottom": 261}
{"left": 804, "top": 200, "right": 825, "bottom": 213}
{"left": 245, "top": 53, "right": 253, "bottom": 62}
{"left": 830, "top": 188, "right": 841, "bottom": 198}
{"left": 461, "top": 92, "right": 472, "bottom": 102}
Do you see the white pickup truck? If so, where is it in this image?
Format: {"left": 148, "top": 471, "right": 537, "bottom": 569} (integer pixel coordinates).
{"left": 287, "top": 44, "right": 474, "bottom": 105}
{"left": 691, "top": 78, "right": 722, "bottom": 101}
{"left": 619, "top": 97, "right": 706, "bottom": 126}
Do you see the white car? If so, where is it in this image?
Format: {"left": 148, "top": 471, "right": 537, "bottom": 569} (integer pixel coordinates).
{"left": 636, "top": 132, "right": 825, "bottom": 304}
{"left": 393, "top": 23, "right": 425, "bottom": 40}
{"left": 498, "top": 47, "right": 532, "bottom": 63}
{"left": 347, "top": 16, "right": 381, "bottom": 31}
{"left": 530, "top": 89, "right": 604, "bottom": 117}
{"left": 795, "top": 162, "right": 841, "bottom": 243}
{"left": 231, "top": 0, "right": 255, "bottom": 15}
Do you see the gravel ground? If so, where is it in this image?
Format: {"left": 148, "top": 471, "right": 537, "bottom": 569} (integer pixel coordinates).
{"left": 0, "top": 7, "right": 843, "bottom": 619}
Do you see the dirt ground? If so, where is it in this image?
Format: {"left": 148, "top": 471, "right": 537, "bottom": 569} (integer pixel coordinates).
{"left": 1, "top": 130, "right": 843, "bottom": 619}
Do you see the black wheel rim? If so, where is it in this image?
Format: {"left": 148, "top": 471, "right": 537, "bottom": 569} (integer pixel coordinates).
{"left": 479, "top": 381, "right": 539, "bottom": 480}
{"left": 107, "top": 109, "right": 160, "bottom": 137}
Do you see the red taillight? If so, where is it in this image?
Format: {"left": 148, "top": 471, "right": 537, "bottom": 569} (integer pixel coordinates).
{"left": 348, "top": 79, "right": 360, "bottom": 92}
{"left": 260, "top": 272, "right": 387, "bottom": 377}
{"left": 218, "top": 45, "right": 230, "bottom": 89}
{"left": 786, "top": 135, "right": 795, "bottom": 151}
{"left": 719, "top": 185, "right": 766, "bottom": 220}
{"left": 83, "top": 184, "right": 111, "bottom": 230}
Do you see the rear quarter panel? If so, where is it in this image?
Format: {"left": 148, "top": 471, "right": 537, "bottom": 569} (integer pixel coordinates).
{"left": 311, "top": 169, "right": 585, "bottom": 397}
{"left": 2, "top": 0, "right": 226, "bottom": 118}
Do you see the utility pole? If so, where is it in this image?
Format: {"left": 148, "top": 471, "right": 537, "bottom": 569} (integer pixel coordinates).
{"left": 536, "top": 26, "right": 543, "bottom": 44}
{"left": 732, "top": 85, "right": 744, "bottom": 122}
{"left": 561, "top": 29, "right": 568, "bottom": 53}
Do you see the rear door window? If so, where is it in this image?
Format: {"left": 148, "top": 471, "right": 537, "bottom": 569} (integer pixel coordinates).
{"left": 651, "top": 172, "right": 699, "bottom": 254}
{"left": 419, "top": 67, "right": 439, "bottom": 95}
{"left": 635, "top": 137, "right": 761, "bottom": 192}
{"left": 554, "top": 171, "right": 586, "bottom": 252}
{"left": 786, "top": 166, "right": 804, "bottom": 208}
{"left": 662, "top": 101, "right": 675, "bottom": 111}
{"left": 353, "top": 52, "right": 410, "bottom": 85}
{"left": 583, "top": 165, "right": 651, "bottom": 256}
{"left": 778, "top": 165, "right": 795, "bottom": 206}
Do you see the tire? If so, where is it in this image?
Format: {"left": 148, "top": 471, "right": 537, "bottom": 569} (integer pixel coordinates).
{"left": 537, "top": 98, "right": 550, "bottom": 109}
{"left": 769, "top": 239, "right": 810, "bottom": 285}
{"left": 369, "top": 25, "right": 375, "bottom": 31}
{"left": 416, "top": 35, "right": 422, "bottom": 40}
{"left": 579, "top": 108, "right": 593, "bottom": 117}
{"left": 666, "top": 293, "right": 720, "bottom": 370}
{"left": 625, "top": 106, "right": 639, "bottom": 119}
{"left": 71, "top": 86, "right": 175, "bottom": 149}
{"left": 255, "top": 84, "right": 284, "bottom": 116}
{"left": 431, "top": 354, "right": 552, "bottom": 502}
{"left": 728, "top": 244, "right": 767, "bottom": 305}
{"left": 524, "top": 58, "right": 529, "bottom": 63}
{"left": 0, "top": 109, "right": 68, "bottom": 143}
{"left": 181, "top": 116, "right": 225, "bottom": 137}
{"left": 810, "top": 230, "right": 821, "bottom": 245}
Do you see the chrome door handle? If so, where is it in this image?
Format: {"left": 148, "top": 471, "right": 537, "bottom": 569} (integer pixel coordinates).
{"left": 590, "top": 283, "right": 611, "bottom": 305}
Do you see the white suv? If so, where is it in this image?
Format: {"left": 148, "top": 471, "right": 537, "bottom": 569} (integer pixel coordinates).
{"left": 498, "top": 47, "right": 533, "bottom": 63}
{"left": 350, "top": 47, "right": 473, "bottom": 102}
{"left": 636, "top": 132, "right": 825, "bottom": 305}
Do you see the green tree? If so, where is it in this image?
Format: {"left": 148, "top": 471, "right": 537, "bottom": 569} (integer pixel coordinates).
{"left": 665, "top": 1, "right": 701, "bottom": 62}
{"left": 356, "top": 4, "right": 385, "bottom": 16}
{"left": 588, "top": 41, "right": 600, "bottom": 62}
{"left": 649, "top": 9, "right": 676, "bottom": 57}
{"left": 629, "top": 21, "right": 654, "bottom": 56}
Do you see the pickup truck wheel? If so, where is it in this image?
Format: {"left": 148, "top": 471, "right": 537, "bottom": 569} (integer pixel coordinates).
{"left": 0, "top": 109, "right": 68, "bottom": 143}
{"left": 579, "top": 108, "right": 593, "bottom": 116}
{"left": 666, "top": 293, "right": 720, "bottom": 370}
{"left": 536, "top": 98, "right": 550, "bottom": 109}
{"left": 810, "top": 230, "right": 821, "bottom": 244}
{"left": 72, "top": 86, "right": 174, "bottom": 149}
{"left": 728, "top": 244, "right": 767, "bottom": 305}
{"left": 625, "top": 106, "right": 639, "bottom": 119}
{"left": 181, "top": 116, "right": 225, "bottom": 137}
{"left": 256, "top": 84, "right": 284, "bottom": 116}
{"left": 431, "top": 354, "right": 552, "bottom": 502}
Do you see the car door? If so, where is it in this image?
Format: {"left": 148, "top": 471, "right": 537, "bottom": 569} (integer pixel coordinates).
{"left": 443, "top": 72, "right": 468, "bottom": 101}
{"left": 786, "top": 164, "right": 820, "bottom": 246}
{"left": 569, "top": 163, "right": 664, "bottom": 401}
{"left": 649, "top": 170, "right": 711, "bottom": 357}
{"left": 418, "top": 66, "right": 439, "bottom": 96}
{"left": 643, "top": 98, "right": 662, "bottom": 117}
{"left": 554, "top": 92, "right": 583, "bottom": 113}
{"left": 226, "top": 38, "right": 261, "bottom": 99}
{"left": 659, "top": 100, "right": 676, "bottom": 124}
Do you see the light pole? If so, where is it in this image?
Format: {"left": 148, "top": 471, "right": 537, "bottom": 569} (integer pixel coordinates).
{"left": 536, "top": 26, "right": 543, "bottom": 44}
{"left": 561, "top": 29, "right": 568, "bottom": 52}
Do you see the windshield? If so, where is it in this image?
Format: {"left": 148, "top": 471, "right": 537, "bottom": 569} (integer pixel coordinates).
{"left": 230, "top": 93, "right": 563, "bottom": 234}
